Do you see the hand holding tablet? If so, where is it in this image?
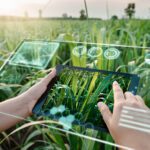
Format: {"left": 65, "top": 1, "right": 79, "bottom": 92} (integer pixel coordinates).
{"left": 32, "top": 65, "right": 140, "bottom": 132}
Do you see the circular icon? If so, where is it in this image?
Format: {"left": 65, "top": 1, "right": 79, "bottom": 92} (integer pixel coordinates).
{"left": 145, "top": 53, "right": 150, "bottom": 65}
{"left": 72, "top": 46, "right": 87, "bottom": 57}
{"left": 104, "top": 48, "right": 120, "bottom": 60}
{"left": 88, "top": 47, "right": 103, "bottom": 58}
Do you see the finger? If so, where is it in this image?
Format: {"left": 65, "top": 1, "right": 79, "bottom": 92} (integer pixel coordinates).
{"left": 42, "top": 69, "right": 56, "bottom": 85}
{"left": 135, "top": 95, "right": 145, "bottom": 105}
{"left": 98, "top": 102, "right": 112, "bottom": 127}
{"left": 28, "top": 69, "right": 56, "bottom": 94}
{"left": 113, "top": 81, "right": 125, "bottom": 104}
{"left": 124, "top": 92, "right": 136, "bottom": 101}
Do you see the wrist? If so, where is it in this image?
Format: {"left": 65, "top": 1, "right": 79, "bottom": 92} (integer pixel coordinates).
{"left": 16, "top": 93, "right": 33, "bottom": 116}
{"left": 117, "top": 139, "right": 148, "bottom": 150}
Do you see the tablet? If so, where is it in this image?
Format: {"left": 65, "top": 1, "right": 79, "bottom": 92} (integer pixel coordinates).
{"left": 33, "top": 65, "right": 140, "bottom": 131}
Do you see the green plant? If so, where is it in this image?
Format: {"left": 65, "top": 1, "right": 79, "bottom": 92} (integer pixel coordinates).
{"left": 41, "top": 67, "right": 131, "bottom": 130}
{"left": 0, "top": 19, "right": 149, "bottom": 150}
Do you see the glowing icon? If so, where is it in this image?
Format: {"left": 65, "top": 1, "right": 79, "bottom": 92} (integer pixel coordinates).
{"left": 145, "top": 53, "right": 150, "bottom": 65}
{"left": 59, "top": 115, "right": 75, "bottom": 130}
{"left": 88, "top": 47, "right": 103, "bottom": 58}
{"left": 50, "top": 105, "right": 66, "bottom": 115}
{"left": 72, "top": 46, "right": 87, "bottom": 57}
{"left": 104, "top": 48, "right": 120, "bottom": 60}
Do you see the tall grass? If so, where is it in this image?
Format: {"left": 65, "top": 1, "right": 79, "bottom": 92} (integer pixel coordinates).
{"left": 0, "top": 19, "right": 150, "bottom": 150}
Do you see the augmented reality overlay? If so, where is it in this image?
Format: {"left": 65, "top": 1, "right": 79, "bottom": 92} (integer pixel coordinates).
{"left": 9, "top": 41, "right": 59, "bottom": 69}
{"left": 0, "top": 40, "right": 149, "bottom": 110}
{"left": 119, "top": 106, "right": 150, "bottom": 134}
{"left": 33, "top": 65, "right": 139, "bottom": 131}
{"left": 0, "top": 0, "right": 150, "bottom": 149}
{"left": 0, "top": 40, "right": 149, "bottom": 149}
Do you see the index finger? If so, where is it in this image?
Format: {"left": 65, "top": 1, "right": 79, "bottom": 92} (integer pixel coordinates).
{"left": 113, "top": 81, "right": 125, "bottom": 103}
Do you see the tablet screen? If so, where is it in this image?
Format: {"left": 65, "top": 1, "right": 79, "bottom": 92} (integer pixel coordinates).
{"left": 33, "top": 65, "right": 139, "bottom": 131}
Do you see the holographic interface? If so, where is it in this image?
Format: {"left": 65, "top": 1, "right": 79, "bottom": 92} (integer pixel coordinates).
{"left": 33, "top": 65, "right": 139, "bottom": 131}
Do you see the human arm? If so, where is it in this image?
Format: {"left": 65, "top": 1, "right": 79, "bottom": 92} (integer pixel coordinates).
{"left": 0, "top": 69, "right": 56, "bottom": 132}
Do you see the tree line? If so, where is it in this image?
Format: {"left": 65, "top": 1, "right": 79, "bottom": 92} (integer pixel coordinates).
{"left": 34, "top": 3, "right": 136, "bottom": 20}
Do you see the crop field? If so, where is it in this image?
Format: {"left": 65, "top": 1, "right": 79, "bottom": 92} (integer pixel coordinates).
{"left": 0, "top": 19, "right": 150, "bottom": 150}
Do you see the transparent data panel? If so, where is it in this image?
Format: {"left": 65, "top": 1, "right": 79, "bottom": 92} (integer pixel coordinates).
{"left": 9, "top": 40, "right": 60, "bottom": 69}
{"left": 0, "top": 40, "right": 60, "bottom": 101}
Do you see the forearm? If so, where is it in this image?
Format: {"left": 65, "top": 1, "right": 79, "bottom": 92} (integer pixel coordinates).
{"left": 0, "top": 95, "right": 30, "bottom": 132}
{"left": 0, "top": 69, "right": 56, "bottom": 132}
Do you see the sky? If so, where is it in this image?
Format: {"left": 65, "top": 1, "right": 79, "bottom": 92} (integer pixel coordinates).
{"left": 0, "top": 0, "right": 149, "bottom": 19}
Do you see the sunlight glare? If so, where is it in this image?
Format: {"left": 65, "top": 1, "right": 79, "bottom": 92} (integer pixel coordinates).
{"left": 0, "top": 0, "right": 49, "bottom": 13}
{"left": 0, "top": 0, "right": 18, "bottom": 12}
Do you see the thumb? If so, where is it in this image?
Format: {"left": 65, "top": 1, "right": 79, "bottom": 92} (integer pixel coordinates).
{"left": 28, "top": 69, "right": 56, "bottom": 95}
{"left": 98, "top": 102, "right": 112, "bottom": 127}
{"left": 42, "top": 68, "right": 56, "bottom": 86}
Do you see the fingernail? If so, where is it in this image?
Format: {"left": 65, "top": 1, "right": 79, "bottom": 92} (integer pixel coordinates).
{"left": 46, "top": 69, "right": 56, "bottom": 79}
{"left": 97, "top": 102, "right": 103, "bottom": 109}
{"left": 51, "top": 69, "right": 56, "bottom": 74}
{"left": 113, "top": 81, "right": 118, "bottom": 86}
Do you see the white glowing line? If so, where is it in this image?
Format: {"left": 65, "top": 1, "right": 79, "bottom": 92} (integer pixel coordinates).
{"left": 121, "top": 110, "right": 150, "bottom": 119}
{"left": 121, "top": 111, "right": 150, "bottom": 119}
{"left": 121, "top": 114, "right": 134, "bottom": 119}
{"left": 120, "top": 119, "right": 150, "bottom": 129}
{"left": 122, "top": 110, "right": 129, "bottom": 113}
{"left": 45, "top": 125, "right": 133, "bottom": 150}
{"left": 0, "top": 112, "right": 25, "bottom": 120}
{"left": 52, "top": 40, "right": 150, "bottom": 49}
{"left": 119, "top": 123, "right": 150, "bottom": 134}
{"left": 123, "top": 106, "right": 149, "bottom": 113}
{"left": 0, "top": 111, "right": 133, "bottom": 150}
{"left": 120, "top": 114, "right": 150, "bottom": 124}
